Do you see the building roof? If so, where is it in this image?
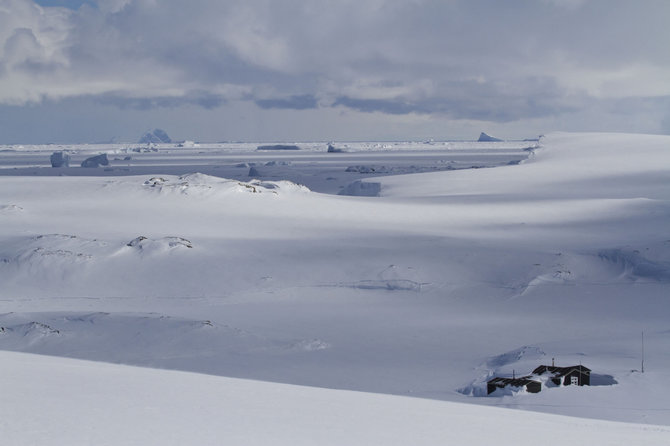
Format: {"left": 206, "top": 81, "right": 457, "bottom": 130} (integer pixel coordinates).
{"left": 487, "top": 376, "right": 540, "bottom": 388}
{"left": 532, "top": 365, "right": 591, "bottom": 376}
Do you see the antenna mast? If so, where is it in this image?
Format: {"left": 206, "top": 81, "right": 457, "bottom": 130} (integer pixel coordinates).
{"left": 641, "top": 330, "right": 645, "bottom": 373}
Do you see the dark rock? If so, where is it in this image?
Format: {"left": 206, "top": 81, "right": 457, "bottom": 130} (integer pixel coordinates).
{"left": 80, "top": 154, "right": 109, "bottom": 168}
{"left": 50, "top": 151, "right": 70, "bottom": 167}
{"left": 127, "top": 236, "right": 148, "bottom": 247}
{"left": 138, "top": 129, "right": 172, "bottom": 144}
{"left": 143, "top": 177, "right": 167, "bottom": 187}
{"left": 345, "top": 165, "right": 377, "bottom": 173}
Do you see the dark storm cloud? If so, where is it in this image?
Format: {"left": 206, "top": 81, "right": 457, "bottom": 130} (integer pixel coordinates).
{"left": 333, "top": 97, "right": 418, "bottom": 116}
{"left": 95, "top": 92, "right": 227, "bottom": 111}
{"left": 333, "top": 95, "right": 577, "bottom": 122}
{"left": 334, "top": 76, "right": 580, "bottom": 121}
{"left": 255, "top": 95, "right": 318, "bottom": 110}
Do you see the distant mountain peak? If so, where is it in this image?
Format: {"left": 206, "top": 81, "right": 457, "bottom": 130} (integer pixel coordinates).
{"left": 139, "top": 129, "right": 172, "bottom": 144}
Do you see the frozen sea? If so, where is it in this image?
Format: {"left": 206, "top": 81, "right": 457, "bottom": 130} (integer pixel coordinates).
{"left": 0, "top": 140, "right": 533, "bottom": 194}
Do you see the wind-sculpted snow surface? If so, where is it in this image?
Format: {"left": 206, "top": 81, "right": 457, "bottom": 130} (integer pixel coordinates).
{"left": 2, "top": 234, "right": 104, "bottom": 275}
{"left": 1, "top": 132, "right": 670, "bottom": 430}
{"left": 0, "top": 233, "right": 198, "bottom": 291}
{"left": 127, "top": 235, "right": 194, "bottom": 251}
{"left": 142, "top": 172, "right": 310, "bottom": 196}
{"left": 598, "top": 248, "right": 670, "bottom": 281}
{"left": 0, "top": 312, "right": 332, "bottom": 374}
{"left": 0, "top": 204, "right": 23, "bottom": 213}
{"left": 329, "top": 264, "right": 427, "bottom": 291}
{"left": 486, "top": 345, "right": 546, "bottom": 369}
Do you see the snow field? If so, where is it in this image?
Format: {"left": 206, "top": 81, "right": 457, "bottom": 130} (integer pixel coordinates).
{"left": 0, "top": 132, "right": 669, "bottom": 439}
{"left": 3, "top": 350, "right": 669, "bottom": 446}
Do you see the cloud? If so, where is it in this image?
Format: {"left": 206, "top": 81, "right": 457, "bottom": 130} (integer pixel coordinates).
{"left": 4, "top": 27, "right": 43, "bottom": 63}
{"left": 255, "top": 94, "right": 318, "bottom": 110}
{"left": 94, "top": 91, "right": 228, "bottom": 110}
{"left": 333, "top": 76, "right": 582, "bottom": 122}
{"left": 332, "top": 93, "right": 577, "bottom": 122}
{"left": 540, "top": 0, "right": 587, "bottom": 10}
{"left": 1, "top": 0, "right": 669, "bottom": 141}
{"left": 333, "top": 97, "right": 418, "bottom": 116}
{"left": 34, "top": 0, "right": 95, "bottom": 9}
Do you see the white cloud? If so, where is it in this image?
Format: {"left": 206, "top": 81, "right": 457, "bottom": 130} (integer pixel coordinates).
{"left": 96, "top": 0, "right": 132, "bottom": 13}
{"left": 540, "top": 0, "right": 587, "bottom": 10}
{"left": 0, "top": 0, "right": 669, "bottom": 141}
{"left": 0, "top": 0, "right": 72, "bottom": 103}
{"left": 220, "top": 3, "right": 294, "bottom": 73}
{"left": 557, "top": 64, "right": 670, "bottom": 99}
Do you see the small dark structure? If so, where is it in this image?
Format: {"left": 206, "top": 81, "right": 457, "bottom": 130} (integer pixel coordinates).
{"left": 532, "top": 364, "right": 591, "bottom": 386}
{"left": 486, "top": 361, "right": 592, "bottom": 395}
{"left": 487, "top": 376, "right": 541, "bottom": 395}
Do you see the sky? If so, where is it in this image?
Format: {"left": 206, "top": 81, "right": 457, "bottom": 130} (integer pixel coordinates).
{"left": 1, "top": 0, "right": 669, "bottom": 143}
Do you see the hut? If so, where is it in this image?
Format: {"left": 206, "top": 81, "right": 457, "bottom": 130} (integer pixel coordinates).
{"left": 487, "top": 376, "right": 542, "bottom": 395}
{"left": 532, "top": 364, "right": 591, "bottom": 386}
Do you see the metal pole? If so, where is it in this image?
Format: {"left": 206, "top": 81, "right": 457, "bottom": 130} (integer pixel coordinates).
{"left": 642, "top": 330, "right": 644, "bottom": 373}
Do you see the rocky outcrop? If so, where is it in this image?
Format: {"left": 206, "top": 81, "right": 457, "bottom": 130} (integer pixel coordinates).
{"left": 139, "top": 129, "right": 172, "bottom": 144}
{"left": 50, "top": 151, "right": 70, "bottom": 167}
{"left": 80, "top": 154, "right": 109, "bottom": 168}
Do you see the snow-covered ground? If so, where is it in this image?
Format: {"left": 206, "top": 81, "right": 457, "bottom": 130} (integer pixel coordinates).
{"left": 3, "top": 350, "right": 668, "bottom": 446}
{"left": 1, "top": 133, "right": 669, "bottom": 442}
